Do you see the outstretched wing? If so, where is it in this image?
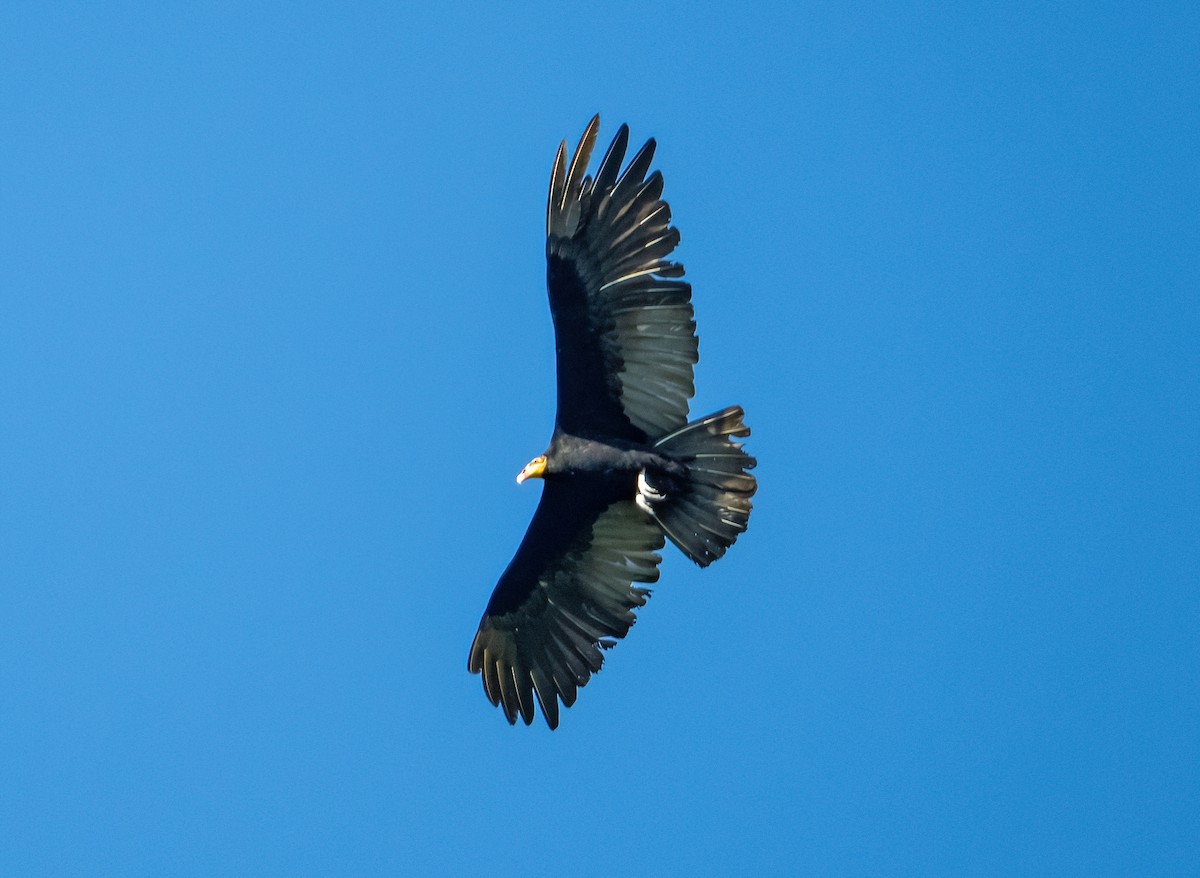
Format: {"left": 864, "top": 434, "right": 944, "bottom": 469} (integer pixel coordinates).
{"left": 545, "top": 115, "right": 698, "bottom": 443}
{"left": 468, "top": 477, "right": 665, "bottom": 729}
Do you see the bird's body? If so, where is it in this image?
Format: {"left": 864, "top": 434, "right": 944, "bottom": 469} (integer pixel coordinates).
{"left": 540, "top": 431, "right": 684, "bottom": 479}
{"left": 469, "top": 116, "right": 757, "bottom": 729}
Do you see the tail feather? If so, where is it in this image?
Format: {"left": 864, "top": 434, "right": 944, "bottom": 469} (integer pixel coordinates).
{"left": 640, "top": 405, "right": 757, "bottom": 566}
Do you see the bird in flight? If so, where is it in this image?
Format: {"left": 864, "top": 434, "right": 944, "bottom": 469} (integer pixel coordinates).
{"left": 468, "top": 116, "right": 757, "bottom": 729}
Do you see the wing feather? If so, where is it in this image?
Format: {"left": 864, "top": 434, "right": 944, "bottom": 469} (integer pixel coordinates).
{"left": 468, "top": 479, "right": 665, "bottom": 729}
{"left": 592, "top": 124, "right": 629, "bottom": 197}
{"left": 546, "top": 118, "right": 697, "bottom": 441}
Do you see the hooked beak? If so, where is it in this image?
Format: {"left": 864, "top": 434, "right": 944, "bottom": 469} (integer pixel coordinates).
{"left": 516, "top": 455, "right": 547, "bottom": 484}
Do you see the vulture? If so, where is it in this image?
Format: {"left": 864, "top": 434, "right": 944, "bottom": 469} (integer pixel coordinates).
{"left": 468, "top": 116, "right": 757, "bottom": 729}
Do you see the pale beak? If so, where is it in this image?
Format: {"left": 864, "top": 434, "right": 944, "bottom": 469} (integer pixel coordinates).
{"left": 516, "top": 456, "right": 547, "bottom": 484}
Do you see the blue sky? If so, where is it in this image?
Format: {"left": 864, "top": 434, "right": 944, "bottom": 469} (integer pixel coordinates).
{"left": 2, "top": 2, "right": 1197, "bottom": 875}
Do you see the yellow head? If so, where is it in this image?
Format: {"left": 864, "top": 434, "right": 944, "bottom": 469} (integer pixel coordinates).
{"left": 516, "top": 455, "right": 547, "bottom": 484}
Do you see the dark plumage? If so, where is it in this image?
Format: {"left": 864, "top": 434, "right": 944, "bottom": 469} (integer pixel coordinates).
{"left": 468, "top": 116, "right": 757, "bottom": 729}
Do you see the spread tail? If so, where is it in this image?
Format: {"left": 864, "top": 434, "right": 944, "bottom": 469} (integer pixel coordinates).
{"left": 638, "top": 406, "right": 757, "bottom": 566}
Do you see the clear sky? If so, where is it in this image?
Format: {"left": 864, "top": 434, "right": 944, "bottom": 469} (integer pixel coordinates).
{"left": 2, "top": 3, "right": 1197, "bottom": 875}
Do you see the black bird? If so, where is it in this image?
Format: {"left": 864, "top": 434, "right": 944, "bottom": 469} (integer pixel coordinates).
{"left": 468, "top": 116, "right": 757, "bottom": 729}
